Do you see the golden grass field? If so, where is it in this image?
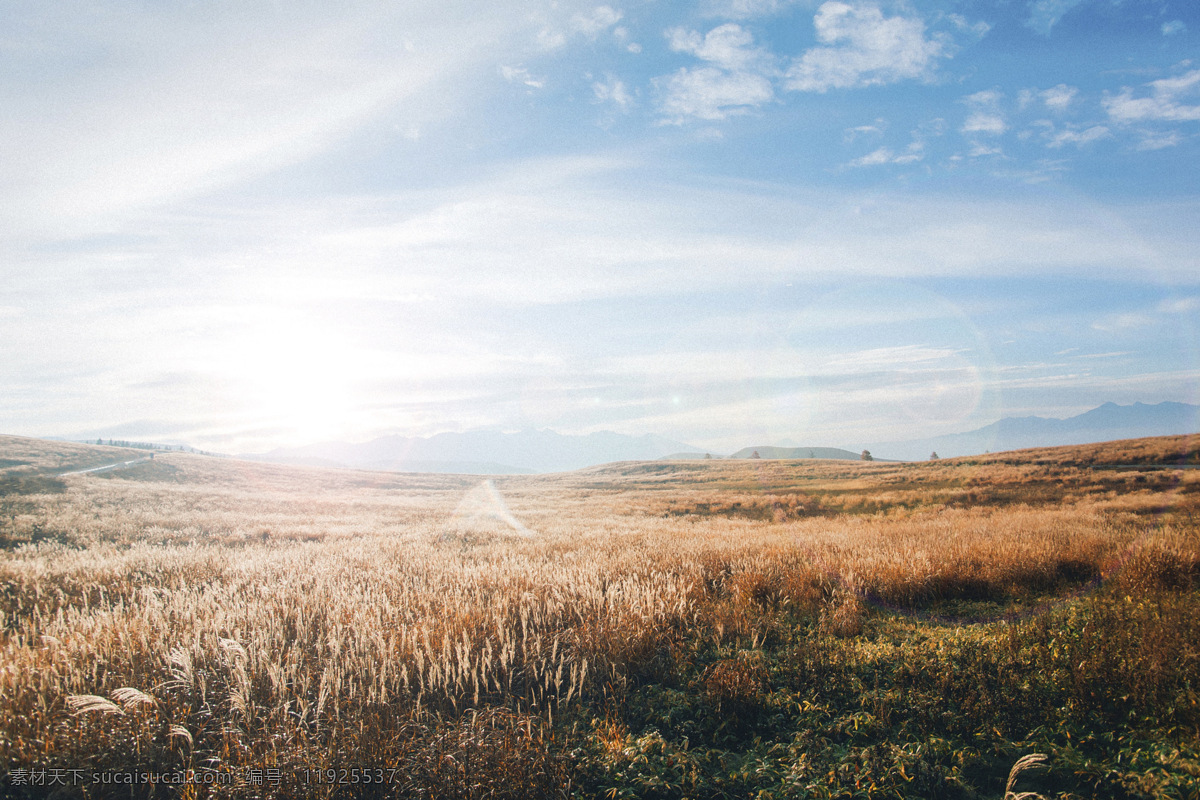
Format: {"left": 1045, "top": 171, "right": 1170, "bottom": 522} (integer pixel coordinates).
{"left": 1, "top": 434, "right": 1198, "bottom": 799}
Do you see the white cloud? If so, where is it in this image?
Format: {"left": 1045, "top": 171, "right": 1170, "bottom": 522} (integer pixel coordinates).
{"left": 917, "top": 117, "right": 948, "bottom": 137}
{"left": 1025, "top": 0, "right": 1086, "bottom": 36}
{"left": 659, "top": 7, "right": 970, "bottom": 121}
{"left": 1135, "top": 130, "right": 1183, "bottom": 150}
{"left": 657, "top": 24, "right": 776, "bottom": 122}
{"left": 785, "top": 2, "right": 946, "bottom": 92}
{"left": 963, "top": 113, "right": 1006, "bottom": 135}
{"left": 1044, "top": 125, "right": 1110, "bottom": 148}
{"left": 844, "top": 121, "right": 886, "bottom": 141}
{"left": 612, "top": 26, "right": 642, "bottom": 53}
{"left": 1104, "top": 69, "right": 1200, "bottom": 124}
{"left": 961, "top": 89, "right": 1007, "bottom": 137}
{"left": 570, "top": 5, "right": 623, "bottom": 38}
{"left": 963, "top": 88, "right": 1003, "bottom": 107}
{"left": 848, "top": 147, "right": 896, "bottom": 167}
{"left": 946, "top": 13, "right": 992, "bottom": 39}
{"left": 536, "top": 28, "right": 568, "bottom": 50}
{"left": 967, "top": 142, "right": 1003, "bottom": 157}
{"left": 501, "top": 65, "right": 545, "bottom": 89}
{"left": 593, "top": 75, "right": 633, "bottom": 109}
{"left": 1158, "top": 296, "right": 1200, "bottom": 314}
{"left": 856, "top": 117, "right": 946, "bottom": 166}
{"left": 1040, "top": 84, "right": 1078, "bottom": 111}
{"left": 666, "top": 23, "right": 771, "bottom": 72}
{"left": 1162, "top": 20, "right": 1186, "bottom": 36}
{"left": 845, "top": 136, "right": 924, "bottom": 167}
{"left": 657, "top": 67, "right": 775, "bottom": 122}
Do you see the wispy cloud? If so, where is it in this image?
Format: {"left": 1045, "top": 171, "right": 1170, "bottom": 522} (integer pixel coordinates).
{"left": 0, "top": 2, "right": 535, "bottom": 238}
{"left": 994, "top": 369, "right": 1200, "bottom": 399}
{"left": 702, "top": 0, "right": 795, "bottom": 20}
{"left": 1104, "top": 69, "right": 1200, "bottom": 124}
{"left": 821, "top": 345, "right": 966, "bottom": 372}
{"left": 1073, "top": 351, "right": 1132, "bottom": 360}
{"left": 1026, "top": 0, "right": 1086, "bottom": 36}
{"left": 844, "top": 120, "right": 886, "bottom": 141}
{"left": 23, "top": 160, "right": 1191, "bottom": 319}
{"left": 845, "top": 142, "right": 923, "bottom": 167}
{"left": 1134, "top": 130, "right": 1184, "bottom": 150}
{"left": 847, "top": 147, "right": 899, "bottom": 167}
{"left": 1091, "top": 313, "right": 1154, "bottom": 332}
{"left": 1158, "top": 296, "right": 1200, "bottom": 314}
{"left": 536, "top": 3, "right": 625, "bottom": 50}
{"left": 846, "top": 116, "right": 944, "bottom": 167}
{"left": 1044, "top": 124, "right": 1110, "bottom": 148}
{"left": 501, "top": 65, "right": 545, "bottom": 89}
{"left": 593, "top": 75, "right": 633, "bottom": 109}
{"left": 612, "top": 26, "right": 641, "bottom": 53}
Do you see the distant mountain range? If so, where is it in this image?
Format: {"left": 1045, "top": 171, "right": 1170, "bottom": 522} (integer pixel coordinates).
{"left": 245, "top": 429, "right": 702, "bottom": 474}
{"left": 666, "top": 402, "right": 1199, "bottom": 464}
{"left": 238, "top": 401, "right": 1199, "bottom": 475}
{"left": 869, "top": 401, "right": 1200, "bottom": 461}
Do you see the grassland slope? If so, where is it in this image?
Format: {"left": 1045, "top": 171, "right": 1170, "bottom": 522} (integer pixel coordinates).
{"left": 0, "top": 434, "right": 1197, "bottom": 798}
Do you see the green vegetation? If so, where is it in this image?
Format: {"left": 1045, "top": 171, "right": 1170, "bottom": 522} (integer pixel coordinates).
{"left": 0, "top": 433, "right": 1198, "bottom": 798}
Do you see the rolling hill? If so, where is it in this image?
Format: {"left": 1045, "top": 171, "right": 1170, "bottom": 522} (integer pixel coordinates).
{"left": 725, "top": 446, "right": 862, "bottom": 460}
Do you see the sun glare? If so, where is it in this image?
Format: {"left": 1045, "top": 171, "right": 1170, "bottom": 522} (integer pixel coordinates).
{"left": 219, "top": 315, "right": 363, "bottom": 445}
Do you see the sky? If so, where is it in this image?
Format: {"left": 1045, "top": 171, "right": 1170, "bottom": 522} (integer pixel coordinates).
{"left": 1, "top": 0, "right": 1198, "bottom": 454}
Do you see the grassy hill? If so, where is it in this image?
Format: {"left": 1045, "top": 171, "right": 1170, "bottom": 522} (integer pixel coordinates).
{"left": 1, "top": 433, "right": 1198, "bottom": 798}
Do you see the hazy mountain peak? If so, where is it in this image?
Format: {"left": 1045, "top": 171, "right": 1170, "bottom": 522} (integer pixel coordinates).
{"left": 869, "top": 401, "right": 1200, "bottom": 461}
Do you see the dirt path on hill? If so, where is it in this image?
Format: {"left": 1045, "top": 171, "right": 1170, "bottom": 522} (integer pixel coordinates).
{"left": 58, "top": 456, "right": 152, "bottom": 477}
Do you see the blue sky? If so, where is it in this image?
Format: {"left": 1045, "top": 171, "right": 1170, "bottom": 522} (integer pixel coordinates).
{"left": 1, "top": 0, "right": 1198, "bottom": 453}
